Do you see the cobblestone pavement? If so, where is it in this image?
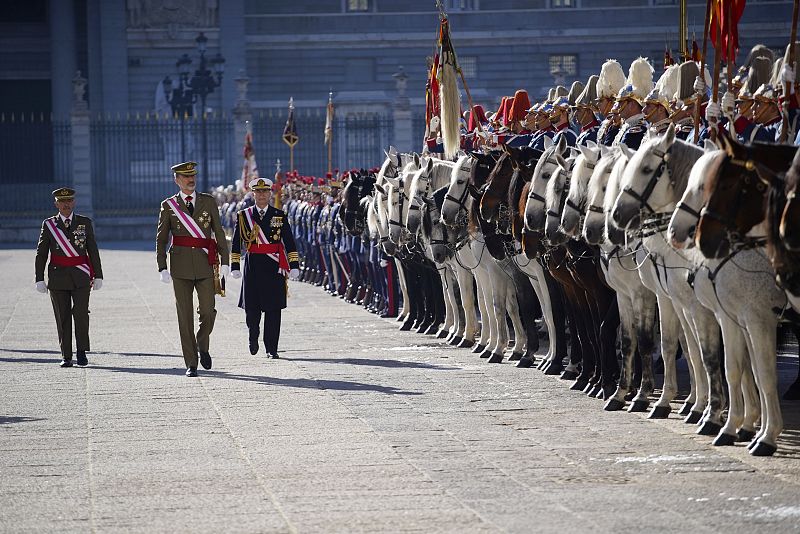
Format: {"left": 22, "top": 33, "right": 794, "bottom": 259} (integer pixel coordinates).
{"left": 2, "top": 244, "right": 800, "bottom": 533}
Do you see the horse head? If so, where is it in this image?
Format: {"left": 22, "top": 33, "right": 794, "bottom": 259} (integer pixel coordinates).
{"left": 667, "top": 150, "right": 724, "bottom": 250}
{"left": 544, "top": 151, "right": 576, "bottom": 245}
{"left": 479, "top": 149, "right": 514, "bottom": 223}
{"left": 525, "top": 136, "right": 568, "bottom": 232}
{"left": 561, "top": 141, "right": 599, "bottom": 237}
{"left": 583, "top": 145, "right": 620, "bottom": 245}
{"left": 406, "top": 157, "right": 434, "bottom": 235}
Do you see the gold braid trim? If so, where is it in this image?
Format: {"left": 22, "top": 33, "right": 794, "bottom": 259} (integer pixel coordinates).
{"left": 238, "top": 211, "right": 260, "bottom": 247}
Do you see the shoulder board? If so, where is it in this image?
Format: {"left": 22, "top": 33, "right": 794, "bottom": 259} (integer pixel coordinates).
{"left": 627, "top": 126, "right": 645, "bottom": 134}
{"left": 197, "top": 192, "right": 214, "bottom": 199}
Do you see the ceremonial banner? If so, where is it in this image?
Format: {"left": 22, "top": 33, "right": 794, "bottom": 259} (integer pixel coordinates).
{"left": 240, "top": 126, "right": 259, "bottom": 192}
{"left": 282, "top": 97, "right": 299, "bottom": 148}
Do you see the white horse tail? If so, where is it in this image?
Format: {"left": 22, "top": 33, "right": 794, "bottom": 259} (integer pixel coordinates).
{"left": 439, "top": 55, "right": 461, "bottom": 160}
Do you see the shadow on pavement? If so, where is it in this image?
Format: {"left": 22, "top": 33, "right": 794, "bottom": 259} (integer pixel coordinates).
{"left": 0, "top": 356, "right": 59, "bottom": 364}
{"left": 0, "top": 416, "right": 44, "bottom": 425}
{"left": 0, "top": 348, "right": 182, "bottom": 358}
{"left": 289, "top": 356, "right": 459, "bottom": 370}
{"left": 87, "top": 365, "right": 423, "bottom": 395}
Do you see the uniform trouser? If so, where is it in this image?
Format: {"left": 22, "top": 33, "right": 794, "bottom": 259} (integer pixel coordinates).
{"left": 49, "top": 286, "right": 91, "bottom": 359}
{"left": 246, "top": 309, "right": 282, "bottom": 354}
{"left": 172, "top": 276, "right": 216, "bottom": 368}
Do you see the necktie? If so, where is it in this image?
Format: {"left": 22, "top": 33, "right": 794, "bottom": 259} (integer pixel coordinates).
{"left": 64, "top": 218, "right": 71, "bottom": 229}
{"left": 259, "top": 209, "right": 265, "bottom": 218}
{"left": 186, "top": 195, "right": 194, "bottom": 215}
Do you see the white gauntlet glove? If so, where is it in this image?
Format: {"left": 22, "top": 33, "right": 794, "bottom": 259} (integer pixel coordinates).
{"left": 219, "top": 265, "right": 230, "bottom": 277}
{"left": 721, "top": 91, "right": 736, "bottom": 117}
{"left": 705, "top": 101, "right": 721, "bottom": 124}
{"left": 159, "top": 270, "right": 172, "bottom": 284}
{"left": 231, "top": 270, "right": 242, "bottom": 279}
{"left": 92, "top": 278, "right": 103, "bottom": 290}
{"left": 289, "top": 268, "right": 300, "bottom": 280}
{"left": 693, "top": 75, "right": 706, "bottom": 95}
{"left": 781, "top": 64, "right": 796, "bottom": 87}
{"left": 35, "top": 281, "right": 47, "bottom": 293}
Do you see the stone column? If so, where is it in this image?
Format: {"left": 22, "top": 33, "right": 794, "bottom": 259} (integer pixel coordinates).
{"left": 392, "top": 67, "right": 413, "bottom": 153}
{"left": 71, "top": 72, "right": 94, "bottom": 218}
{"left": 50, "top": 0, "right": 77, "bottom": 121}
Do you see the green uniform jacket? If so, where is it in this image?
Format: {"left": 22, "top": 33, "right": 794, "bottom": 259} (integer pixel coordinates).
{"left": 156, "top": 192, "right": 230, "bottom": 280}
{"left": 35, "top": 214, "right": 103, "bottom": 290}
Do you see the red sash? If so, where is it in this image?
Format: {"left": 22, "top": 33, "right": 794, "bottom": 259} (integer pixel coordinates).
{"left": 172, "top": 236, "right": 218, "bottom": 266}
{"left": 50, "top": 254, "right": 95, "bottom": 278}
{"left": 247, "top": 243, "right": 290, "bottom": 274}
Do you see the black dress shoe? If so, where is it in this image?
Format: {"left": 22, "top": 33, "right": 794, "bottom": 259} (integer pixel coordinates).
{"left": 186, "top": 367, "right": 198, "bottom": 377}
{"left": 269, "top": 352, "right": 280, "bottom": 359}
{"left": 199, "top": 351, "right": 212, "bottom": 370}
{"left": 249, "top": 341, "right": 258, "bottom": 355}
{"left": 76, "top": 351, "right": 88, "bottom": 367}
{"left": 60, "top": 359, "right": 73, "bottom": 368}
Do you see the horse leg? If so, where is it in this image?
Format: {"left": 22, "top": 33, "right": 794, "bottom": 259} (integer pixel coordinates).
{"left": 675, "top": 309, "right": 706, "bottom": 423}
{"left": 648, "top": 294, "right": 683, "bottom": 419}
{"left": 713, "top": 317, "right": 751, "bottom": 445}
{"left": 437, "top": 265, "right": 456, "bottom": 339}
{"left": 395, "top": 259, "right": 410, "bottom": 322}
{"left": 692, "top": 307, "right": 726, "bottom": 436}
{"left": 744, "top": 317, "right": 782, "bottom": 456}
{"left": 472, "top": 265, "right": 493, "bottom": 354}
{"left": 605, "top": 295, "right": 637, "bottom": 411}
{"left": 486, "top": 262, "right": 510, "bottom": 360}
{"left": 510, "top": 263, "right": 539, "bottom": 360}
{"left": 598, "top": 294, "right": 621, "bottom": 400}
{"left": 630, "top": 289, "right": 658, "bottom": 412}
{"left": 454, "top": 260, "right": 477, "bottom": 347}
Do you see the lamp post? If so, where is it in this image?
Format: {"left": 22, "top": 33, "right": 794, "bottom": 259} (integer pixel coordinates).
{"left": 162, "top": 32, "right": 225, "bottom": 192}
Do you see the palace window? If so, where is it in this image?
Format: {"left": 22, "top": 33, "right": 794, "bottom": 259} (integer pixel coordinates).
{"left": 459, "top": 56, "right": 478, "bottom": 78}
{"left": 449, "top": 0, "right": 479, "bottom": 10}
{"left": 549, "top": 54, "right": 577, "bottom": 77}
{"left": 346, "top": 0, "right": 369, "bottom": 12}
{"left": 551, "top": 0, "right": 575, "bottom": 8}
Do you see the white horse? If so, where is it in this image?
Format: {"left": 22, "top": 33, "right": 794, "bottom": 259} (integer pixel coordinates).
{"left": 613, "top": 126, "right": 726, "bottom": 433}
{"left": 667, "top": 149, "right": 762, "bottom": 449}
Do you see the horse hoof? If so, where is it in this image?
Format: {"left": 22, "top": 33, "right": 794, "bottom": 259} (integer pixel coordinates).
{"left": 436, "top": 329, "right": 449, "bottom": 339}
{"left": 713, "top": 433, "right": 737, "bottom": 446}
{"left": 737, "top": 429, "right": 757, "bottom": 442}
{"left": 536, "top": 358, "right": 548, "bottom": 370}
{"left": 588, "top": 384, "right": 603, "bottom": 398}
{"left": 648, "top": 405, "right": 671, "bottom": 419}
{"left": 516, "top": 357, "right": 534, "bottom": 368}
{"left": 628, "top": 400, "right": 650, "bottom": 413}
{"left": 479, "top": 350, "right": 492, "bottom": 359}
{"left": 678, "top": 403, "right": 693, "bottom": 416}
{"left": 544, "top": 364, "right": 563, "bottom": 376}
{"left": 472, "top": 344, "right": 485, "bottom": 354}
{"left": 560, "top": 370, "right": 578, "bottom": 381}
{"left": 456, "top": 338, "right": 473, "bottom": 349}
{"left": 399, "top": 320, "right": 414, "bottom": 331}
{"left": 508, "top": 352, "right": 523, "bottom": 362}
{"left": 750, "top": 441, "right": 778, "bottom": 457}
{"left": 594, "top": 386, "right": 607, "bottom": 399}
{"left": 396, "top": 315, "right": 405, "bottom": 322}
{"left": 697, "top": 420, "right": 723, "bottom": 436}
{"left": 624, "top": 391, "right": 636, "bottom": 401}
{"left": 604, "top": 398, "right": 625, "bottom": 411}
{"left": 418, "top": 323, "right": 433, "bottom": 334}
{"left": 602, "top": 384, "right": 616, "bottom": 400}
{"left": 487, "top": 353, "right": 504, "bottom": 364}
{"left": 570, "top": 379, "right": 589, "bottom": 391}
{"left": 684, "top": 411, "right": 703, "bottom": 424}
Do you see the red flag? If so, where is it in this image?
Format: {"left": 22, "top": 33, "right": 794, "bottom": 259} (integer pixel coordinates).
{"left": 709, "top": 0, "right": 746, "bottom": 63}
{"left": 664, "top": 47, "right": 674, "bottom": 70}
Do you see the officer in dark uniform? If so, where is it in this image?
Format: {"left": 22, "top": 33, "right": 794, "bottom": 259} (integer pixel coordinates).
{"left": 35, "top": 187, "right": 103, "bottom": 367}
{"left": 231, "top": 178, "right": 300, "bottom": 358}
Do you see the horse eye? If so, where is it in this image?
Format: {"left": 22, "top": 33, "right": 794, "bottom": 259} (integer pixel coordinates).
{"left": 543, "top": 173, "right": 551, "bottom": 179}
{"left": 642, "top": 167, "right": 652, "bottom": 174}
{"left": 456, "top": 179, "right": 464, "bottom": 185}
{"left": 757, "top": 182, "right": 766, "bottom": 192}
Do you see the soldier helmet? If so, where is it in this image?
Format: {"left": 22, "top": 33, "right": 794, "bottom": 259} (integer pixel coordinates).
{"left": 566, "top": 80, "right": 585, "bottom": 106}
{"left": 674, "top": 60, "right": 710, "bottom": 103}
{"left": 622, "top": 57, "right": 654, "bottom": 103}
{"left": 508, "top": 90, "right": 531, "bottom": 124}
{"left": 547, "top": 88, "right": 556, "bottom": 102}
{"left": 553, "top": 85, "right": 568, "bottom": 99}
{"left": 654, "top": 64, "right": 680, "bottom": 106}
{"left": 597, "top": 59, "right": 626, "bottom": 99}
{"left": 574, "top": 75, "right": 599, "bottom": 108}
{"left": 739, "top": 56, "right": 773, "bottom": 100}
{"left": 753, "top": 83, "right": 778, "bottom": 103}
{"left": 732, "top": 44, "right": 775, "bottom": 90}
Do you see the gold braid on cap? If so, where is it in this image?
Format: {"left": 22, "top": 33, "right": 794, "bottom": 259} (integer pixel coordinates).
{"left": 238, "top": 211, "right": 260, "bottom": 246}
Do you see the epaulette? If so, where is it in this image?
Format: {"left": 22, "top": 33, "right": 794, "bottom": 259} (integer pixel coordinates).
{"left": 627, "top": 125, "right": 645, "bottom": 134}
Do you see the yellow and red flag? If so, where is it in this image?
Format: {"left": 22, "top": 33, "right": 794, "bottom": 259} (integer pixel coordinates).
{"left": 710, "top": 0, "right": 746, "bottom": 63}
{"left": 240, "top": 124, "right": 259, "bottom": 191}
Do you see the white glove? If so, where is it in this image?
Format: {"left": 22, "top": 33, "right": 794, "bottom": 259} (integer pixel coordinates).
{"left": 231, "top": 269, "right": 242, "bottom": 279}
{"left": 289, "top": 268, "right": 300, "bottom": 280}
{"left": 705, "top": 101, "right": 721, "bottom": 123}
{"left": 379, "top": 259, "right": 389, "bottom": 268}
{"left": 693, "top": 75, "right": 706, "bottom": 95}
{"left": 159, "top": 270, "right": 171, "bottom": 284}
{"left": 338, "top": 245, "right": 347, "bottom": 254}
{"left": 721, "top": 91, "right": 736, "bottom": 116}
{"left": 219, "top": 264, "right": 230, "bottom": 277}
{"left": 35, "top": 281, "right": 47, "bottom": 293}
{"left": 781, "top": 64, "right": 796, "bottom": 86}
{"left": 92, "top": 278, "right": 103, "bottom": 290}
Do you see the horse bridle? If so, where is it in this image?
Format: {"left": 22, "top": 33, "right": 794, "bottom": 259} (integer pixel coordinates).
{"left": 621, "top": 145, "right": 673, "bottom": 214}
{"left": 444, "top": 160, "right": 475, "bottom": 221}
{"left": 527, "top": 155, "right": 561, "bottom": 204}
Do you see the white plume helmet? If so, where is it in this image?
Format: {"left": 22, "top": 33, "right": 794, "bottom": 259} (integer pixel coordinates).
{"left": 597, "top": 59, "right": 626, "bottom": 98}
{"left": 626, "top": 57, "right": 654, "bottom": 100}
{"left": 654, "top": 64, "right": 680, "bottom": 102}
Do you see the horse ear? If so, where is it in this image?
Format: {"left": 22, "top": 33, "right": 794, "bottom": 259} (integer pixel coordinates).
{"left": 663, "top": 122, "right": 676, "bottom": 147}
{"left": 578, "top": 143, "right": 593, "bottom": 160}
{"left": 468, "top": 151, "right": 478, "bottom": 160}
{"left": 426, "top": 157, "right": 434, "bottom": 172}
{"left": 619, "top": 143, "right": 635, "bottom": 161}
{"left": 543, "top": 136, "right": 554, "bottom": 150}
{"left": 555, "top": 153, "right": 568, "bottom": 169}
{"left": 599, "top": 145, "right": 611, "bottom": 158}
{"left": 373, "top": 183, "right": 387, "bottom": 196}
{"left": 716, "top": 128, "right": 736, "bottom": 157}
{"left": 467, "top": 184, "right": 482, "bottom": 199}
{"left": 586, "top": 140, "right": 597, "bottom": 149}
{"left": 413, "top": 153, "right": 421, "bottom": 168}
{"left": 569, "top": 147, "right": 580, "bottom": 159}
{"left": 703, "top": 139, "right": 718, "bottom": 152}
{"left": 384, "top": 176, "right": 400, "bottom": 189}
{"left": 556, "top": 135, "right": 567, "bottom": 154}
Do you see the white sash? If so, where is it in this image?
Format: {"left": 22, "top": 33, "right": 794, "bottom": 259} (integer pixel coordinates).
{"left": 166, "top": 196, "right": 209, "bottom": 255}
{"left": 45, "top": 218, "right": 92, "bottom": 277}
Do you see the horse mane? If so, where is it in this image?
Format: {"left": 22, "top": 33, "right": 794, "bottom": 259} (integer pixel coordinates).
{"left": 568, "top": 151, "right": 596, "bottom": 210}
{"left": 588, "top": 150, "right": 619, "bottom": 210}
{"left": 603, "top": 150, "right": 627, "bottom": 214}
{"left": 666, "top": 137, "right": 704, "bottom": 198}
{"left": 545, "top": 162, "right": 566, "bottom": 214}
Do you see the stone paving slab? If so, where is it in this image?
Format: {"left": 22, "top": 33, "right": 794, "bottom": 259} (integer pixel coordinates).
{"left": 2, "top": 244, "right": 800, "bottom": 533}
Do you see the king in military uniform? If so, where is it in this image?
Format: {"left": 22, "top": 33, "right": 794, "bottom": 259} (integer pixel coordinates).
{"left": 35, "top": 187, "right": 103, "bottom": 367}
{"left": 231, "top": 178, "right": 300, "bottom": 358}
{"left": 156, "top": 162, "right": 230, "bottom": 377}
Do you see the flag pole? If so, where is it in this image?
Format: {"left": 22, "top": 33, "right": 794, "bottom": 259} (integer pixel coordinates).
{"left": 695, "top": 0, "right": 713, "bottom": 143}
{"left": 326, "top": 91, "right": 333, "bottom": 174}
{"left": 780, "top": 0, "right": 800, "bottom": 142}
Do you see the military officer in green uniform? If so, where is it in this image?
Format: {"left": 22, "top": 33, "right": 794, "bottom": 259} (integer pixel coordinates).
{"left": 156, "top": 162, "right": 230, "bottom": 377}
{"left": 35, "top": 187, "right": 103, "bottom": 367}
{"left": 231, "top": 177, "right": 300, "bottom": 358}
